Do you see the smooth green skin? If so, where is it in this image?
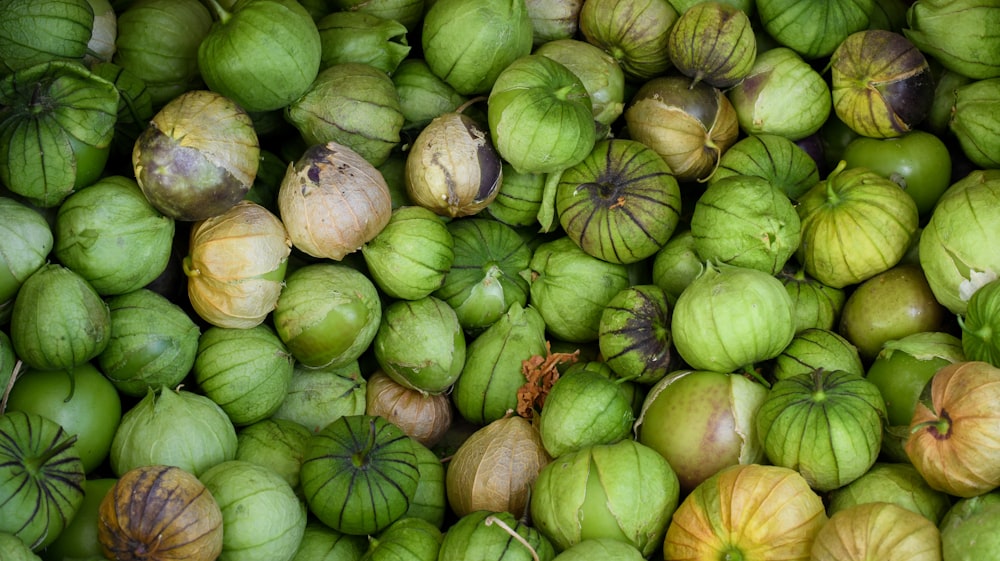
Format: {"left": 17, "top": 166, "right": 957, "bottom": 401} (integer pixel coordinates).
{"left": 40, "top": 477, "right": 117, "bottom": 561}
{"left": 194, "top": 325, "right": 295, "bottom": 427}
{"left": 198, "top": 0, "right": 322, "bottom": 113}
{"left": 273, "top": 263, "right": 382, "bottom": 369}
{"left": 0, "top": 197, "right": 53, "bottom": 303}
{"left": 6, "top": 364, "right": 122, "bottom": 474}
{"left": 0, "top": 411, "right": 85, "bottom": 551}
{"left": 200, "top": 460, "right": 307, "bottom": 561}
{"left": 98, "top": 289, "right": 201, "bottom": 397}
{"left": 842, "top": 131, "right": 952, "bottom": 216}
{"left": 636, "top": 371, "right": 767, "bottom": 494}
{"left": 866, "top": 340, "right": 956, "bottom": 427}
{"left": 838, "top": 263, "right": 948, "bottom": 362}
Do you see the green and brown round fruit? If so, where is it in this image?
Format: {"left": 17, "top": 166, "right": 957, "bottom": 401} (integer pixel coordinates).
{"left": 98, "top": 465, "right": 223, "bottom": 561}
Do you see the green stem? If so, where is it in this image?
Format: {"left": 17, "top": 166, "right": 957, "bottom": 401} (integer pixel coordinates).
{"left": 742, "top": 365, "right": 771, "bottom": 389}
{"left": 199, "top": 0, "right": 232, "bottom": 24}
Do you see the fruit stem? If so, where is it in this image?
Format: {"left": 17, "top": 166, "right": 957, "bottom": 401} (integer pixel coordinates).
{"left": 741, "top": 365, "right": 771, "bottom": 389}
{"left": 199, "top": 0, "right": 232, "bottom": 24}
{"left": 0, "top": 359, "right": 23, "bottom": 415}
{"left": 455, "top": 96, "right": 487, "bottom": 115}
{"left": 484, "top": 515, "right": 539, "bottom": 561}
{"left": 911, "top": 409, "right": 952, "bottom": 439}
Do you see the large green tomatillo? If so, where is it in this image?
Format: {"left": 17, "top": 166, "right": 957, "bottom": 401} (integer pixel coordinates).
{"left": 555, "top": 139, "right": 681, "bottom": 265}
{"left": 771, "top": 328, "right": 864, "bottom": 382}
{"left": 362, "top": 517, "right": 442, "bottom": 561}
{"left": 0, "top": 0, "right": 94, "bottom": 75}
{"left": 526, "top": 236, "right": 631, "bottom": 343}
{"left": 727, "top": 47, "right": 832, "bottom": 141}
{"left": 537, "top": 367, "right": 635, "bottom": 458}
{"left": 272, "top": 360, "right": 366, "bottom": 434}
{"left": 830, "top": 30, "right": 934, "bottom": 139}
{"left": 778, "top": 265, "right": 847, "bottom": 334}
{"left": 709, "top": 133, "right": 820, "bottom": 201}
{"left": 362, "top": 205, "right": 455, "bottom": 301}
{"left": 667, "top": 1, "right": 757, "bottom": 89}
{"left": 273, "top": 262, "right": 382, "bottom": 369}
{"left": 950, "top": 77, "right": 1000, "bottom": 169}
{"left": 961, "top": 279, "right": 1000, "bottom": 367}
{"left": 904, "top": 0, "right": 1000, "bottom": 80}
{"left": 796, "top": 162, "right": 919, "bottom": 289}
{"left": 10, "top": 264, "right": 110, "bottom": 372}
{"left": 488, "top": 54, "right": 595, "bottom": 175}
{"left": 194, "top": 324, "right": 295, "bottom": 427}
{"left": 109, "top": 386, "right": 238, "bottom": 477}
{"left": 690, "top": 175, "right": 801, "bottom": 275}
{"left": 391, "top": 58, "right": 469, "bottom": 131}
{"left": 197, "top": 0, "right": 322, "bottom": 113}
{"left": 54, "top": 175, "right": 175, "bottom": 296}
{"left": 421, "top": 0, "right": 533, "bottom": 95}
{"left": 113, "top": 0, "right": 213, "bottom": 107}
{"left": 756, "top": 369, "right": 887, "bottom": 492}
{"left": 827, "top": 462, "right": 952, "bottom": 524}
{"left": 0, "top": 61, "right": 118, "bottom": 207}
{"left": 98, "top": 288, "right": 201, "bottom": 397}
{"left": 199, "top": 460, "right": 307, "bottom": 561}
{"left": 578, "top": 0, "right": 679, "bottom": 81}
{"left": 0, "top": 197, "right": 53, "bottom": 306}
{"left": 438, "top": 510, "right": 555, "bottom": 561}
{"left": 300, "top": 415, "right": 420, "bottom": 536}
{"left": 624, "top": 75, "right": 739, "bottom": 182}
{"left": 534, "top": 38, "right": 626, "bottom": 134}
{"left": 433, "top": 218, "right": 531, "bottom": 331}
{"left": 0, "top": 411, "right": 85, "bottom": 551}
{"left": 132, "top": 89, "right": 260, "bottom": 222}
{"left": 671, "top": 262, "right": 795, "bottom": 374}
{"left": 316, "top": 11, "right": 410, "bottom": 75}
{"left": 452, "top": 302, "right": 548, "bottom": 425}
{"left": 756, "top": 0, "right": 874, "bottom": 60}
{"left": 285, "top": 62, "right": 403, "bottom": 168}
{"left": 530, "top": 440, "right": 680, "bottom": 557}
{"left": 373, "top": 296, "right": 466, "bottom": 395}
{"left": 919, "top": 170, "right": 1000, "bottom": 315}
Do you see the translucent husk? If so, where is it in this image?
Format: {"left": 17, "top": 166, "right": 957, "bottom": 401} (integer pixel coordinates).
{"left": 185, "top": 200, "right": 291, "bottom": 329}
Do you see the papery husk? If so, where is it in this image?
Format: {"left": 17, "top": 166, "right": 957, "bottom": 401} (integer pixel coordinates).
{"left": 366, "top": 370, "right": 452, "bottom": 448}
{"left": 184, "top": 200, "right": 291, "bottom": 329}
{"left": 811, "top": 502, "right": 941, "bottom": 561}
{"left": 905, "top": 360, "right": 1000, "bottom": 498}
{"left": 663, "top": 464, "right": 827, "bottom": 561}
{"left": 405, "top": 112, "right": 502, "bottom": 218}
{"left": 98, "top": 464, "right": 223, "bottom": 561}
{"left": 278, "top": 141, "right": 392, "bottom": 261}
{"left": 445, "top": 415, "right": 551, "bottom": 519}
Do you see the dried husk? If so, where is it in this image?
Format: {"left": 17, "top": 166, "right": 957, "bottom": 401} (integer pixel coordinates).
{"left": 446, "top": 415, "right": 551, "bottom": 520}
{"left": 98, "top": 465, "right": 223, "bottom": 561}
{"left": 905, "top": 360, "right": 1000, "bottom": 498}
{"left": 405, "top": 112, "right": 502, "bottom": 218}
{"left": 811, "top": 502, "right": 941, "bottom": 561}
{"left": 365, "top": 370, "right": 452, "bottom": 448}
{"left": 624, "top": 75, "right": 739, "bottom": 182}
{"left": 184, "top": 201, "right": 291, "bottom": 329}
{"left": 663, "top": 464, "right": 827, "bottom": 561}
{"left": 278, "top": 141, "right": 392, "bottom": 261}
